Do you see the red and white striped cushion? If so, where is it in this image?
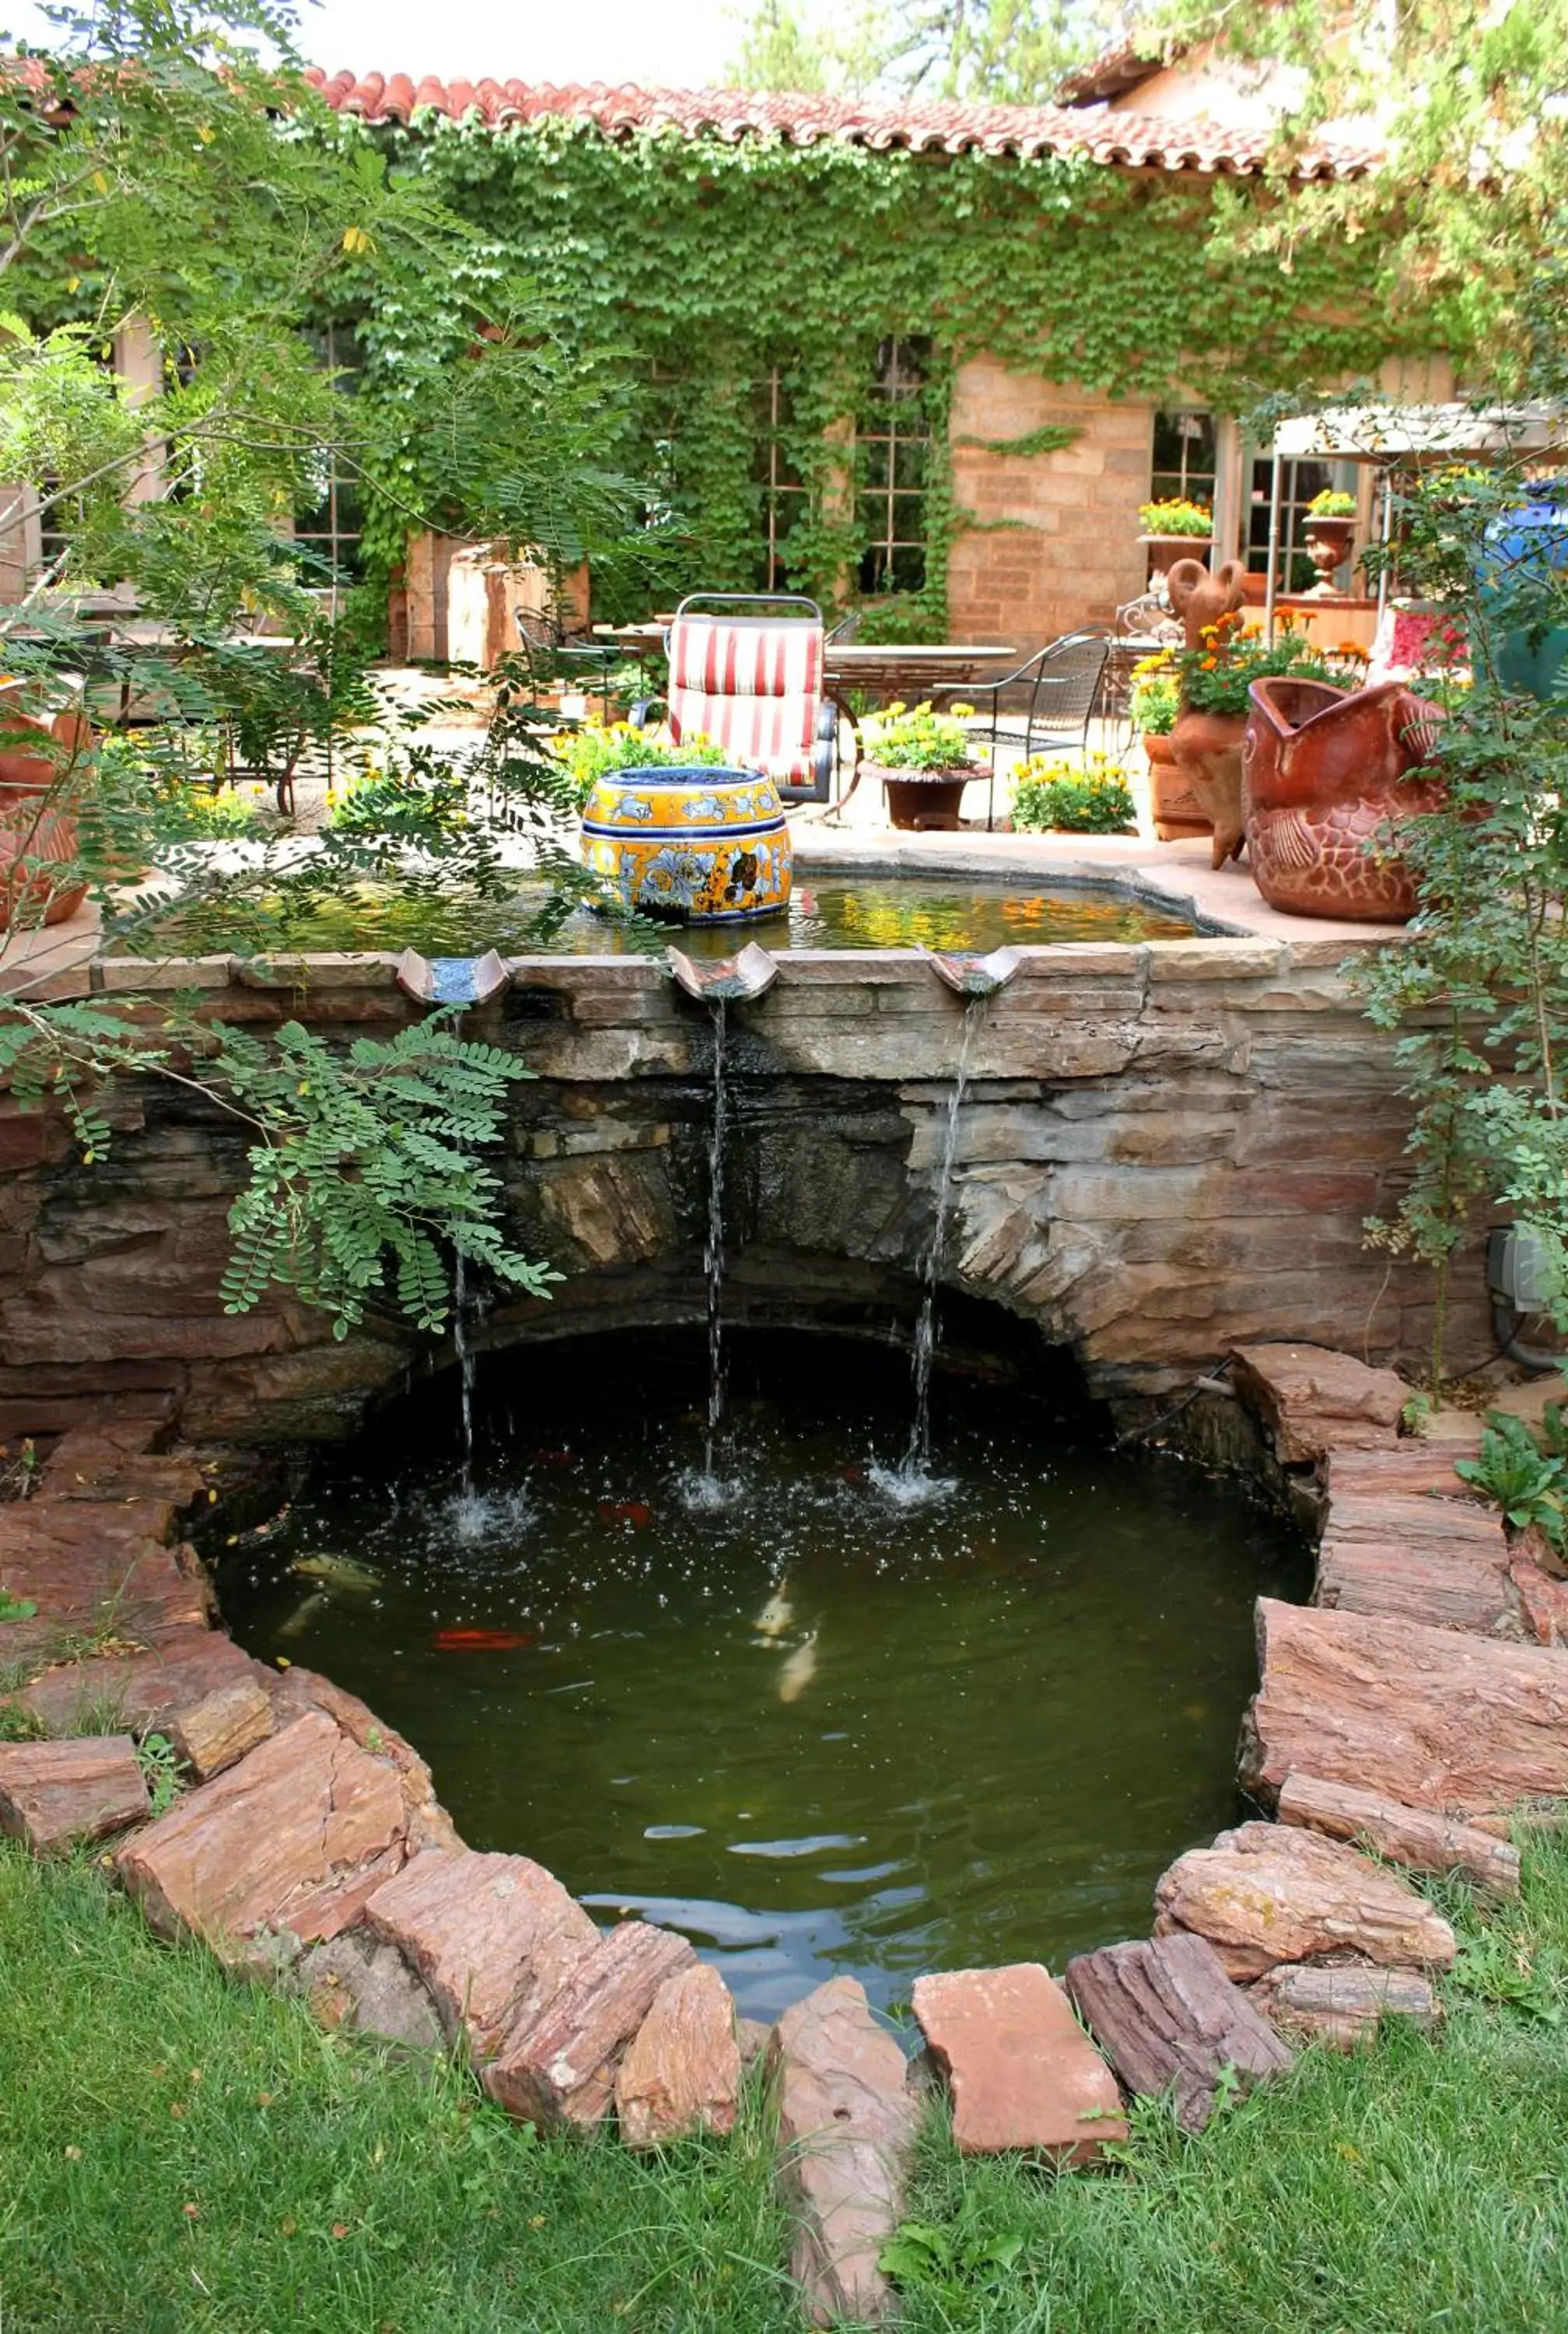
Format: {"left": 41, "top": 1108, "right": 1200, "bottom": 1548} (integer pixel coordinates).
{"left": 667, "top": 615, "right": 822, "bottom": 780}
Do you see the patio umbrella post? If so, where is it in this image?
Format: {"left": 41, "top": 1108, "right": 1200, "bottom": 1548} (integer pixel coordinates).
{"left": 1263, "top": 450, "right": 1285, "bottom": 645}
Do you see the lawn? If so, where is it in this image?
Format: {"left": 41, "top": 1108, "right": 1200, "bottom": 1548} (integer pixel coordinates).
{"left": 2, "top": 1834, "right": 1568, "bottom": 2333}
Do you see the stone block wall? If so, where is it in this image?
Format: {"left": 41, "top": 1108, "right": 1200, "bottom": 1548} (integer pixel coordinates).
{"left": 947, "top": 365, "right": 1154, "bottom": 647}
{"left": 0, "top": 940, "right": 1491, "bottom": 1450}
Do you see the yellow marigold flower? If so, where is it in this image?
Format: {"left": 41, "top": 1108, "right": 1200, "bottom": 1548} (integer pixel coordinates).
{"left": 950, "top": 702, "right": 975, "bottom": 718}
{"left": 886, "top": 701, "right": 907, "bottom": 717}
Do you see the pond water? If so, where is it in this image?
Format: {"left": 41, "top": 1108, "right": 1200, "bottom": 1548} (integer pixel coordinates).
{"left": 217, "top": 1333, "right": 1304, "bottom": 2021}
{"left": 121, "top": 872, "right": 1195, "bottom": 962}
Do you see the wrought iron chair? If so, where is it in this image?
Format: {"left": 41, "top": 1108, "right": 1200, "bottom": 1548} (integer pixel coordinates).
{"left": 825, "top": 608, "right": 863, "bottom": 644}
{"left": 634, "top": 591, "right": 838, "bottom": 804}
{"left": 961, "top": 630, "right": 1111, "bottom": 829}
{"left": 513, "top": 607, "right": 618, "bottom": 715}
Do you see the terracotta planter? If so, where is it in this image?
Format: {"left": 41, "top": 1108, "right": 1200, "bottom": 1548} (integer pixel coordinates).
{"left": 1169, "top": 706, "right": 1248, "bottom": 867}
{"left": 0, "top": 702, "right": 90, "bottom": 929}
{"left": 1145, "top": 732, "right": 1209, "bottom": 843}
{"left": 1304, "top": 514, "right": 1356, "bottom": 597}
{"left": 1140, "top": 533, "right": 1213, "bottom": 580}
{"left": 867, "top": 763, "right": 973, "bottom": 832}
{"left": 1243, "top": 676, "right": 1446, "bottom": 921}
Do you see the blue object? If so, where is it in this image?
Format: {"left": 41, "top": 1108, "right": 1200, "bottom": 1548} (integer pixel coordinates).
{"left": 1480, "top": 492, "right": 1568, "bottom": 699}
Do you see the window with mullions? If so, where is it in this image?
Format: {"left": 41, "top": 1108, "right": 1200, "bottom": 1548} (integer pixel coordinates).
{"left": 858, "top": 336, "right": 931, "bottom": 595}
{"left": 751, "top": 368, "right": 807, "bottom": 592}
{"left": 1244, "top": 451, "right": 1360, "bottom": 591}
{"left": 1150, "top": 409, "right": 1217, "bottom": 509}
{"left": 294, "top": 324, "right": 366, "bottom": 591}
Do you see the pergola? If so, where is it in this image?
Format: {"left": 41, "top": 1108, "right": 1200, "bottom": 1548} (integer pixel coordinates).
{"left": 1261, "top": 401, "right": 1568, "bottom": 642}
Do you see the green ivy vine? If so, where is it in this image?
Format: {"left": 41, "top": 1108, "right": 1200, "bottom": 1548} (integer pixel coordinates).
{"left": 328, "top": 114, "right": 1465, "bottom": 622}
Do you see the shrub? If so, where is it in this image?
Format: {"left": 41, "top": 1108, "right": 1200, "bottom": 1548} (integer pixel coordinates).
{"left": 548, "top": 720, "right": 730, "bottom": 806}
{"left": 1011, "top": 754, "right": 1136, "bottom": 834}
{"left": 1308, "top": 489, "right": 1358, "bottom": 519}
{"left": 1129, "top": 651, "right": 1179, "bottom": 736}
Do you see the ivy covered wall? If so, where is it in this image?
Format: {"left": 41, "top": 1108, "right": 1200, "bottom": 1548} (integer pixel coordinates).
{"left": 347, "top": 115, "right": 1461, "bottom": 630}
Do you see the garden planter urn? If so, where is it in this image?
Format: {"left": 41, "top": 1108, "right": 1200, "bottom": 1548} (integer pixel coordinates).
{"left": 1145, "top": 732, "right": 1209, "bottom": 843}
{"left": 579, "top": 764, "right": 792, "bottom": 923}
{"left": 1304, "top": 514, "right": 1356, "bottom": 597}
{"left": 1140, "top": 534, "right": 1213, "bottom": 581}
{"left": 1243, "top": 676, "right": 1445, "bottom": 921}
{"left": 867, "top": 764, "right": 971, "bottom": 832}
{"left": 1168, "top": 709, "right": 1248, "bottom": 868}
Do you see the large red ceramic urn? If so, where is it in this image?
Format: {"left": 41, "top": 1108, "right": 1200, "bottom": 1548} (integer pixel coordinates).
{"left": 0, "top": 696, "right": 91, "bottom": 929}
{"left": 1243, "top": 677, "right": 1445, "bottom": 921}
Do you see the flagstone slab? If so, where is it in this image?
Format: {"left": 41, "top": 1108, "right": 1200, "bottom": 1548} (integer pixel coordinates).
{"left": 268, "top": 1663, "right": 460, "bottom": 1852}
{"left": 1153, "top": 1819, "right": 1456, "bottom": 1981}
{"left": 362, "top": 1847, "right": 598, "bottom": 2062}
{"left": 1241, "top": 1597, "right": 1568, "bottom": 1817}
{"left": 0, "top": 1502, "right": 209, "bottom": 1662}
{"left": 0, "top": 1734, "right": 149, "bottom": 1852}
{"left": 912, "top": 1963, "right": 1125, "bottom": 2160}
{"left": 163, "top": 1677, "right": 274, "bottom": 1779}
{"left": 616, "top": 1961, "right": 742, "bottom": 2146}
{"left": 1064, "top": 1930, "right": 1293, "bottom": 2132}
{"left": 117, "top": 1708, "right": 412, "bottom": 1956}
{"left": 768, "top": 1975, "right": 918, "bottom": 2329}
{"left": 1277, "top": 1771, "right": 1521, "bottom": 1899}
{"left": 483, "top": 1920, "right": 695, "bottom": 2128}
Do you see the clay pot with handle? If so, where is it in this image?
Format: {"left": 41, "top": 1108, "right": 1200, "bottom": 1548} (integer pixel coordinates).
{"left": 1166, "top": 558, "right": 1251, "bottom": 867}
{"left": 1243, "top": 676, "right": 1445, "bottom": 920}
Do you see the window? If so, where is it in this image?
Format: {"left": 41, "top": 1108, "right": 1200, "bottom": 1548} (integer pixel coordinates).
{"left": 293, "top": 324, "right": 366, "bottom": 591}
{"left": 751, "top": 367, "right": 807, "bottom": 592}
{"left": 1244, "top": 451, "right": 1360, "bottom": 591}
{"left": 858, "top": 335, "right": 931, "bottom": 595}
{"left": 1150, "top": 409, "right": 1218, "bottom": 509}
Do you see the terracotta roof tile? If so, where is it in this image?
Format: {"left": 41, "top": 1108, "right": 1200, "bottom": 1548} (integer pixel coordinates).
{"left": 300, "top": 68, "right": 1378, "bottom": 180}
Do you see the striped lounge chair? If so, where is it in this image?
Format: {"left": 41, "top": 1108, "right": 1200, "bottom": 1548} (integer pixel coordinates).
{"left": 642, "top": 594, "right": 838, "bottom": 804}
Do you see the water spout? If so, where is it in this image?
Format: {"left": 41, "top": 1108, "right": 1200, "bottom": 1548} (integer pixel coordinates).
{"left": 396, "top": 949, "right": 509, "bottom": 1008}
{"left": 667, "top": 942, "right": 779, "bottom": 1004}
{"left": 926, "top": 946, "right": 1022, "bottom": 999}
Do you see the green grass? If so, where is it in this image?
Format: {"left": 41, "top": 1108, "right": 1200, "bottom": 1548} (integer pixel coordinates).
{"left": 4, "top": 1835, "right": 1568, "bottom": 2333}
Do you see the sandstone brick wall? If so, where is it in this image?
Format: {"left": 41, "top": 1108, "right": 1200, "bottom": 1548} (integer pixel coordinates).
{"left": 0, "top": 940, "right": 1490, "bottom": 1449}
{"left": 946, "top": 364, "right": 1155, "bottom": 650}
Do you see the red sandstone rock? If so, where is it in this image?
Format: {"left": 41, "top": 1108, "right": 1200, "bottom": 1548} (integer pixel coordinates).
{"left": 1325, "top": 1446, "right": 1486, "bottom": 1500}
{"left": 1251, "top": 1957, "right": 1440, "bottom": 2048}
{"left": 1510, "top": 1557, "right": 1568, "bottom": 1646}
{"left": 268, "top": 1665, "right": 459, "bottom": 1852}
{"left": 1064, "top": 1930, "right": 1293, "bottom": 2131}
{"left": 362, "top": 1847, "right": 598, "bottom": 2062}
{"left": 0, "top": 1734, "right": 149, "bottom": 1852}
{"left": 1153, "top": 1821, "right": 1457, "bottom": 1980}
{"left": 1315, "top": 1514, "right": 1518, "bottom": 1635}
{"left": 20, "top": 1628, "right": 262, "bottom": 1736}
{"left": 737, "top": 2015, "right": 771, "bottom": 2069}
{"left": 912, "top": 1964, "right": 1126, "bottom": 2161}
{"left": 768, "top": 1976, "right": 919, "bottom": 2329}
{"left": 37, "top": 1427, "right": 205, "bottom": 1512}
{"left": 615, "top": 1961, "right": 741, "bottom": 2147}
{"left": 483, "top": 1921, "right": 695, "bottom": 2129}
{"left": 1230, "top": 1343, "right": 1406, "bottom": 1464}
{"left": 1241, "top": 1598, "right": 1568, "bottom": 1817}
{"left": 0, "top": 1504, "right": 210, "bottom": 1663}
{"left": 117, "top": 1709, "right": 411, "bottom": 1955}
{"left": 1277, "top": 1771, "right": 1521, "bottom": 1899}
{"left": 163, "top": 1679, "right": 273, "bottom": 1779}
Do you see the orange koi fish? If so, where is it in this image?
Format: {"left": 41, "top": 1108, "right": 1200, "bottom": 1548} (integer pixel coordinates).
{"left": 433, "top": 1628, "right": 533, "bottom": 1652}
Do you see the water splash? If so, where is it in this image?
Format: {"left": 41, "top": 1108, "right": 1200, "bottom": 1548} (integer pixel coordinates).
{"left": 677, "top": 1467, "right": 744, "bottom": 1516}
{"left": 867, "top": 1459, "right": 957, "bottom": 1509}
{"left": 702, "top": 997, "right": 730, "bottom": 1479}
{"left": 445, "top": 1485, "right": 534, "bottom": 1547}
{"left": 453, "top": 1249, "right": 475, "bottom": 1500}
{"left": 898, "top": 994, "right": 987, "bottom": 1484}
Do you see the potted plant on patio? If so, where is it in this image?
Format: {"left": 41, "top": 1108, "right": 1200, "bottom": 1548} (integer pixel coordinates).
{"left": 1304, "top": 489, "right": 1359, "bottom": 595}
{"left": 1138, "top": 496, "right": 1215, "bottom": 578}
{"left": 858, "top": 700, "right": 981, "bottom": 830}
{"left": 1172, "top": 614, "right": 1338, "bottom": 864}
{"left": 1010, "top": 752, "right": 1136, "bottom": 834}
{"left": 1128, "top": 650, "right": 1200, "bottom": 840}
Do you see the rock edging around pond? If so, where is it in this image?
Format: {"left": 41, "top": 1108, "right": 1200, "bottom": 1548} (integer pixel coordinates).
{"left": 0, "top": 1347, "right": 1559, "bottom": 2329}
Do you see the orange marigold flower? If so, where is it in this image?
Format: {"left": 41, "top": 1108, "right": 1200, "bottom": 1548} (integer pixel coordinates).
{"left": 1200, "top": 655, "right": 1217, "bottom": 670}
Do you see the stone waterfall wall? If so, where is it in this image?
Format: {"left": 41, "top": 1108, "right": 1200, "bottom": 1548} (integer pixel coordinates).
{"left": 0, "top": 937, "right": 1489, "bottom": 1447}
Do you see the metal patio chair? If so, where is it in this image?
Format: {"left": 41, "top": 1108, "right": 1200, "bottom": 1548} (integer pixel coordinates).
{"left": 961, "top": 629, "right": 1111, "bottom": 829}
{"left": 513, "top": 607, "right": 619, "bottom": 715}
{"left": 634, "top": 591, "right": 838, "bottom": 804}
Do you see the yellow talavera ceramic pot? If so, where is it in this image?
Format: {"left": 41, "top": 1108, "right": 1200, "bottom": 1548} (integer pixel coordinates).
{"left": 580, "top": 765, "right": 793, "bottom": 923}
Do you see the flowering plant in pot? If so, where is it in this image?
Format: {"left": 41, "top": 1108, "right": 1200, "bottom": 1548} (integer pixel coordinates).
{"left": 1138, "top": 496, "right": 1214, "bottom": 577}
{"left": 1011, "top": 751, "right": 1136, "bottom": 834}
{"left": 1171, "top": 612, "right": 1338, "bottom": 863}
{"left": 859, "top": 700, "right": 980, "bottom": 830}
{"left": 1304, "top": 487, "right": 1359, "bottom": 594}
{"left": 1128, "top": 650, "right": 1195, "bottom": 839}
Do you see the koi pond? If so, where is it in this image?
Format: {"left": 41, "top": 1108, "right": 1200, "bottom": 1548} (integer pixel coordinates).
{"left": 120, "top": 871, "right": 1197, "bottom": 961}
{"left": 219, "top": 1333, "right": 1303, "bottom": 2020}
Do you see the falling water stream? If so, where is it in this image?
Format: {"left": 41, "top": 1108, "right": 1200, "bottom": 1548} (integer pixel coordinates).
{"left": 884, "top": 995, "right": 987, "bottom": 1492}
{"left": 699, "top": 999, "right": 730, "bottom": 1491}
{"left": 453, "top": 1249, "right": 476, "bottom": 1500}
